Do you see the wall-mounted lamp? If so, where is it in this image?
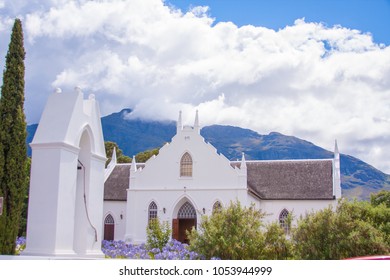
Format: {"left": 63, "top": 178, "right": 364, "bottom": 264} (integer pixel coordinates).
{"left": 163, "top": 208, "right": 166, "bottom": 214}
{"left": 202, "top": 208, "right": 206, "bottom": 214}
{"left": 120, "top": 213, "right": 123, "bottom": 220}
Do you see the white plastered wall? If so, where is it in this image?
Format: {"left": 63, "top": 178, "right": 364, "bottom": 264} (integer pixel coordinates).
{"left": 103, "top": 201, "right": 127, "bottom": 241}
{"left": 24, "top": 89, "right": 106, "bottom": 257}
{"left": 259, "top": 199, "right": 338, "bottom": 226}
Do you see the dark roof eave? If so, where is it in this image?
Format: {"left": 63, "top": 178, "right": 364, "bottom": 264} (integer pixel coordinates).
{"left": 247, "top": 187, "right": 263, "bottom": 200}
{"left": 258, "top": 197, "right": 336, "bottom": 200}
{"left": 104, "top": 198, "right": 127, "bottom": 202}
{"left": 247, "top": 186, "right": 336, "bottom": 201}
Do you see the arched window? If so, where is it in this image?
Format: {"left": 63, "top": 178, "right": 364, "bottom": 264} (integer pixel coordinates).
{"left": 104, "top": 214, "right": 115, "bottom": 241}
{"left": 148, "top": 201, "right": 158, "bottom": 222}
{"left": 180, "top": 152, "right": 193, "bottom": 177}
{"left": 212, "top": 201, "right": 222, "bottom": 214}
{"left": 104, "top": 214, "right": 115, "bottom": 225}
{"left": 178, "top": 202, "right": 196, "bottom": 219}
{"left": 279, "top": 209, "right": 290, "bottom": 234}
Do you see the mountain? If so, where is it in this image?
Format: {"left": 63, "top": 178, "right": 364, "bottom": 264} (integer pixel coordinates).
{"left": 201, "top": 125, "right": 390, "bottom": 200}
{"left": 27, "top": 109, "right": 390, "bottom": 200}
{"left": 101, "top": 109, "right": 177, "bottom": 155}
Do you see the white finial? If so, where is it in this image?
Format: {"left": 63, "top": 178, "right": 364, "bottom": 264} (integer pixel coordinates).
{"left": 177, "top": 111, "right": 183, "bottom": 133}
{"left": 54, "top": 88, "right": 62, "bottom": 94}
{"left": 88, "top": 93, "right": 95, "bottom": 100}
{"left": 333, "top": 139, "right": 342, "bottom": 199}
{"left": 111, "top": 147, "right": 117, "bottom": 164}
{"left": 131, "top": 155, "right": 137, "bottom": 172}
{"left": 334, "top": 139, "right": 340, "bottom": 162}
{"left": 105, "top": 147, "right": 117, "bottom": 181}
{"left": 194, "top": 110, "right": 200, "bottom": 133}
{"left": 241, "top": 152, "right": 247, "bottom": 170}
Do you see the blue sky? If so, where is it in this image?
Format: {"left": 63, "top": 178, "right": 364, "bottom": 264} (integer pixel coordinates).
{"left": 168, "top": 0, "right": 390, "bottom": 45}
{"left": 0, "top": 0, "right": 389, "bottom": 174}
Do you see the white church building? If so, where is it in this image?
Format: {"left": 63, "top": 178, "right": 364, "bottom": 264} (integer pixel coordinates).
{"left": 23, "top": 89, "right": 341, "bottom": 257}
{"left": 103, "top": 111, "right": 341, "bottom": 244}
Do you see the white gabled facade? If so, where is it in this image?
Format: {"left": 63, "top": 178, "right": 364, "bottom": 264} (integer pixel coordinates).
{"left": 124, "top": 111, "right": 250, "bottom": 243}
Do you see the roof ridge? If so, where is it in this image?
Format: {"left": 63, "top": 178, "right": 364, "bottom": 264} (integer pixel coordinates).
{"left": 232, "top": 158, "right": 333, "bottom": 163}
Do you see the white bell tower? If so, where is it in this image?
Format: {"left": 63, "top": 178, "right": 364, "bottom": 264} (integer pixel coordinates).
{"left": 23, "top": 88, "right": 106, "bottom": 257}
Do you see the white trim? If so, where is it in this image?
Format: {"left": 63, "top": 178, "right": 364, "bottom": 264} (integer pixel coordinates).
{"left": 30, "top": 142, "right": 80, "bottom": 154}
{"left": 171, "top": 195, "right": 199, "bottom": 219}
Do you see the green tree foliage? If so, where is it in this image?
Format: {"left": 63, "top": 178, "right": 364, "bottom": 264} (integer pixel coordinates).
{"left": 146, "top": 218, "right": 171, "bottom": 252}
{"left": 188, "top": 200, "right": 291, "bottom": 259}
{"left": 105, "top": 141, "right": 160, "bottom": 165}
{"left": 104, "top": 141, "right": 131, "bottom": 166}
{"left": 341, "top": 197, "right": 390, "bottom": 247}
{"left": 18, "top": 157, "right": 30, "bottom": 237}
{"left": 263, "top": 222, "right": 293, "bottom": 260}
{"left": 0, "top": 19, "right": 28, "bottom": 255}
{"left": 135, "top": 148, "right": 159, "bottom": 163}
{"left": 293, "top": 199, "right": 389, "bottom": 259}
{"left": 371, "top": 190, "right": 390, "bottom": 208}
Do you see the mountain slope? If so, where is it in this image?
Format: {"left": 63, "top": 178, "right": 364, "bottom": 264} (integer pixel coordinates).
{"left": 101, "top": 109, "right": 176, "bottom": 156}
{"left": 201, "top": 125, "right": 390, "bottom": 200}
{"left": 26, "top": 109, "right": 390, "bottom": 200}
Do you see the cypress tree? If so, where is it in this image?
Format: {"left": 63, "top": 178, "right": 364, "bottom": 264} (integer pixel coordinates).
{"left": 0, "top": 18, "right": 27, "bottom": 255}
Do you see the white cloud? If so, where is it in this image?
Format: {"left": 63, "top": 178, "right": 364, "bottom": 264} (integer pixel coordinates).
{"left": 1, "top": 0, "right": 390, "bottom": 173}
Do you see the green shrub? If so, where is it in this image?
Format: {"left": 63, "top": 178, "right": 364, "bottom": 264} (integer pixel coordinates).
{"left": 292, "top": 200, "right": 389, "bottom": 259}
{"left": 370, "top": 190, "right": 390, "bottom": 208}
{"left": 188, "top": 200, "right": 290, "bottom": 260}
{"left": 263, "top": 222, "right": 293, "bottom": 260}
{"left": 146, "top": 218, "right": 171, "bottom": 252}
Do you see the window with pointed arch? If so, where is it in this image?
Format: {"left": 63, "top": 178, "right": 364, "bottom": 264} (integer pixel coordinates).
{"left": 178, "top": 201, "right": 197, "bottom": 219}
{"left": 279, "top": 208, "right": 290, "bottom": 234}
{"left": 105, "top": 214, "right": 115, "bottom": 225}
{"left": 148, "top": 201, "right": 158, "bottom": 223}
{"left": 212, "top": 201, "right": 222, "bottom": 214}
{"left": 180, "top": 152, "right": 193, "bottom": 177}
{"left": 104, "top": 214, "right": 115, "bottom": 241}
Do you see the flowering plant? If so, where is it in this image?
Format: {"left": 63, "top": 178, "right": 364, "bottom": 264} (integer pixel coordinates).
{"left": 102, "top": 239, "right": 204, "bottom": 260}
{"left": 16, "top": 237, "right": 211, "bottom": 259}
{"left": 15, "top": 236, "right": 26, "bottom": 255}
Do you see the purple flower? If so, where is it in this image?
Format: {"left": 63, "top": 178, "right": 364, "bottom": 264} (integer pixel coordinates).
{"left": 101, "top": 239, "right": 204, "bottom": 260}
{"left": 15, "top": 236, "right": 26, "bottom": 254}
{"left": 16, "top": 237, "right": 206, "bottom": 259}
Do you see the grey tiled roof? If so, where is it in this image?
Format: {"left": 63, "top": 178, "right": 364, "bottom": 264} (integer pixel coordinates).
{"left": 104, "top": 160, "right": 335, "bottom": 201}
{"left": 244, "top": 160, "right": 334, "bottom": 200}
{"left": 104, "top": 165, "right": 130, "bottom": 201}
